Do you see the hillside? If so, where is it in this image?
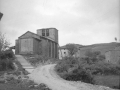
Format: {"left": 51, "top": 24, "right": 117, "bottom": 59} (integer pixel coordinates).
{"left": 77, "top": 42, "right": 120, "bottom": 57}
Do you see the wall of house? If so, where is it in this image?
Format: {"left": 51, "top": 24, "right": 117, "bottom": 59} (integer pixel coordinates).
{"left": 33, "top": 38, "right": 42, "bottom": 55}
{"left": 55, "top": 43, "right": 58, "bottom": 58}
{"left": 110, "top": 50, "right": 120, "bottom": 64}
{"left": 41, "top": 38, "right": 49, "bottom": 57}
{"left": 105, "top": 50, "right": 120, "bottom": 64}
{"left": 59, "top": 48, "right": 69, "bottom": 59}
{"left": 15, "top": 39, "right": 19, "bottom": 54}
{"left": 16, "top": 38, "right": 42, "bottom": 55}
{"left": 105, "top": 51, "right": 111, "bottom": 63}
{"left": 49, "top": 28, "right": 58, "bottom": 43}
{"left": 116, "top": 50, "right": 120, "bottom": 64}
{"left": 41, "top": 38, "right": 58, "bottom": 58}
{"left": 19, "top": 38, "right": 34, "bottom": 54}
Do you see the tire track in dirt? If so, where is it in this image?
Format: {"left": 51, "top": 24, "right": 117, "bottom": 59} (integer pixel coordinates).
{"left": 29, "top": 64, "right": 115, "bottom": 90}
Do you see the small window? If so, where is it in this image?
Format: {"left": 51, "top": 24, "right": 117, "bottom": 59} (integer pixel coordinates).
{"left": 46, "top": 29, "right": 49, "bottom": 36}
{"left": 64, "top": 52, "right": 66, "bottom": 54}
{"left": 42, "top": 30, "right": 45, "bottom": 36}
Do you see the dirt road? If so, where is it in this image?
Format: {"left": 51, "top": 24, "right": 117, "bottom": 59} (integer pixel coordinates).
{"left": 29, "top": 64, "right": 115, "bottom": 90}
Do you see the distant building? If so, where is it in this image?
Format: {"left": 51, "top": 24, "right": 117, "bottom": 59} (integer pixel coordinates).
{"left": 59, "top": 46, "right": 69, "bottom": 59}
{"left": 105, "top": 46, "right": 120, "bottom": 64}
{"left": 59, "top": 44, "right": 82, "bottom": 59}
{"left": 15, "top": 28, "right": 58, "bottom": 58}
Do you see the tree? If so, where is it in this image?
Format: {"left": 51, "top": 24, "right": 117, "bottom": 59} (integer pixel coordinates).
{"left": 85, "top": 51, "right": 105, "bottom": 64}
{"left": 65, "top": 43, "right": 78, "bottom": 56}
{"left": 0, "top": 12, "right": 3, "bottom": 20}
{"left": 0, "top": 31, "right": 10, "bottom": 53}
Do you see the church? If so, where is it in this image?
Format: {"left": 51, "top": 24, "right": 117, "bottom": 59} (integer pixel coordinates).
{"left": 15, "top": 28, "right": 58, "bottom": 58}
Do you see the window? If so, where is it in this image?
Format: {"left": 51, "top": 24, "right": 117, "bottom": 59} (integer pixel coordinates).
{"left": 64, "top": 52, "right": 66, "bottom": 54}
{"left": 46, "top": 29, "right": 49, "bottom": 36}
{"left": 42, "top": 30, "right": 45, "bottom": 36}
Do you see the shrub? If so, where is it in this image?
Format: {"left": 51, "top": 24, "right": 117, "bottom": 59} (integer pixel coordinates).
{"left": 24, "top": 54, "right": 58, "bottom": 66}
{"left": 55, "top": 53, "right": 120, "bottom": 85}
{"left": 0, "top": 49, "right": 15, "bottom": 71}
{"left": 0, "top": 59, "right": 14, "bottom": 71}
{"left": 65, "top": 66, "right": 94, "bottom": 83}
{"left": 0, "top": 50, "right": 14, "bottom": 60}
{"left": 84, "top": 51, "right": 105, "bottom": 63}
{"left": 55, "top": 56, "right": 94, "bottom": 84}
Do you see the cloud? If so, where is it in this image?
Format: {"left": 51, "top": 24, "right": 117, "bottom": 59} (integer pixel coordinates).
{"left": 0, "top": 0, "right": 119, "bottom": 46}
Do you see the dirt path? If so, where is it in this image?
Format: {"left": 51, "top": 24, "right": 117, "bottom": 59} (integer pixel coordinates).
{"left": 29, "top": 64, "right": 115, "bottom": 90}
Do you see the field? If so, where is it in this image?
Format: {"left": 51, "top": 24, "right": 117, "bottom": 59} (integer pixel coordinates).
{"left": 94, "top": 75, "right": 120, "bottom": 89}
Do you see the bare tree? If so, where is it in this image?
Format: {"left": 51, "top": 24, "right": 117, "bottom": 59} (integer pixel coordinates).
{"left": 0, "top": 31, "right": 10, "bottom": 53}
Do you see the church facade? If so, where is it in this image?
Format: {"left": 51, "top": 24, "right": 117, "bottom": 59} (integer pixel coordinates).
{"left": 15, "top": 28, "right": 58, "bottom": 58}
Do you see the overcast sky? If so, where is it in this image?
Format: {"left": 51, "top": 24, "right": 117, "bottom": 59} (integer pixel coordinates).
{"left": 0, "top": 0, "right": 119, "bottom": 46}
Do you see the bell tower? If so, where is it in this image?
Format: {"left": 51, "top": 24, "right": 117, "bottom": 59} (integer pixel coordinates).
{"left": 37, "top": 28, "right": 58, "bottom": 43}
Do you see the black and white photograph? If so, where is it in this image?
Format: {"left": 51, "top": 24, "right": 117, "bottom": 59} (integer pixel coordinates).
{"left": 0, "top": 0, "right": 120, "bottom": 90}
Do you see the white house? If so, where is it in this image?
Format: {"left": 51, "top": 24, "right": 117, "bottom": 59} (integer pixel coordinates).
{"left": 59, "top": 46, "right": 69, "bottom": 59}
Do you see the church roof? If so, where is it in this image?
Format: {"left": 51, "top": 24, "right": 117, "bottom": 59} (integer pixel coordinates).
{"left": 18, "top": 31, "right": 41, "bottom": 40}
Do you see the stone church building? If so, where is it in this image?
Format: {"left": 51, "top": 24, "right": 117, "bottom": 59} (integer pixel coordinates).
{"left": 15, "top": 28, "right": 58, "bottom": 58}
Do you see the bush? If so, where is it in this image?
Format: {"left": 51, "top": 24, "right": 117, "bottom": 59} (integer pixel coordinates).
{"left": 55, "top": 52, "right": 120, "bottom": 85}
{"left": 0, "top": 50, "right": 15, "bottom": 71}
{"left": 55, "top": 56, "right": 94, "bottom": 84}
{"left": 0, "top": 50, "right": 14, "bottom": 60}
{"left": 24, "top": 54, "right": 58, "bottom": 66}
{"left": 66, "top": 66, "right": 94, "bottom": 83}
{"left": 84, "top": 51, "right": 105, "bottom": 63}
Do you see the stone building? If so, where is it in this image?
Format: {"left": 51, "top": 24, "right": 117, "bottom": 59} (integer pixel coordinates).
{"left": 59, "top": 46, "right": 69, "bottom": 59}
{"left": 15, "top": 28, "right": 58, "bottom": 58}
{"left": 59, "top": 44, "right": 83, "bottom": 59}
{"left": 105, "top": 46, "right": 120, "bottom": 64}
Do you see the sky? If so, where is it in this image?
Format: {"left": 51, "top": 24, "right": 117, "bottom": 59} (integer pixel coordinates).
{"left": 0, "top": 0, "right": 119, "bottom": 46}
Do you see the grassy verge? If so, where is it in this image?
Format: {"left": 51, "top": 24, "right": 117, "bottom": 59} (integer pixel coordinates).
{"left": 0, "top": 79, "right": 52, "bottom": 90}
{"left": 23, "top": 54, "right": 59, "bottom": 67}
{"left": 94, "top": 75, "right": 120, "bottom": 89}
{"left": 0, "top": 53, "right": 53, "bottom": 90}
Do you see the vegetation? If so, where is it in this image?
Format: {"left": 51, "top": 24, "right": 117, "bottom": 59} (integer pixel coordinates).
{"left": 0, "top": 32, "right": 10, "bottom": 52}
{"left": 94, "top": 75, "right": 120, "bottom": 89}
{"left": 55, "top": 51, "right": 120, "bottom": 89}
{"left": 24, "top": 54, "right": 59, "bottom": 67}
{"left": 0, "top": 72, "right": 51, "bottom": 90}
{"left": 65, "top": 43, "right": 78, "bottom": 56}
{"left": 55, "top": 56, "right": 95, "bottom": 84}
{"left": 0, "top": 31, "right": 15, "bottom": 71}
{"left": 0, "top": 50, "right": 15, "bottom": 71}
{"left": 0, "top": 54, "right": 51, "bottom": 90}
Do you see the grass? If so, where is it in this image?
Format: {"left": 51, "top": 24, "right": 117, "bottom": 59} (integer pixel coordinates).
{"left": 23, "top": 54, "right": 59, "bottom": 67}
{"left": 0, "top": 83, "right": 29, "bottom": 90}
{"left": 0, "top": 77, "right": 52, "bottom": 90}
{"left": 94, "top": 75, "right": 120, "bottom": 89}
